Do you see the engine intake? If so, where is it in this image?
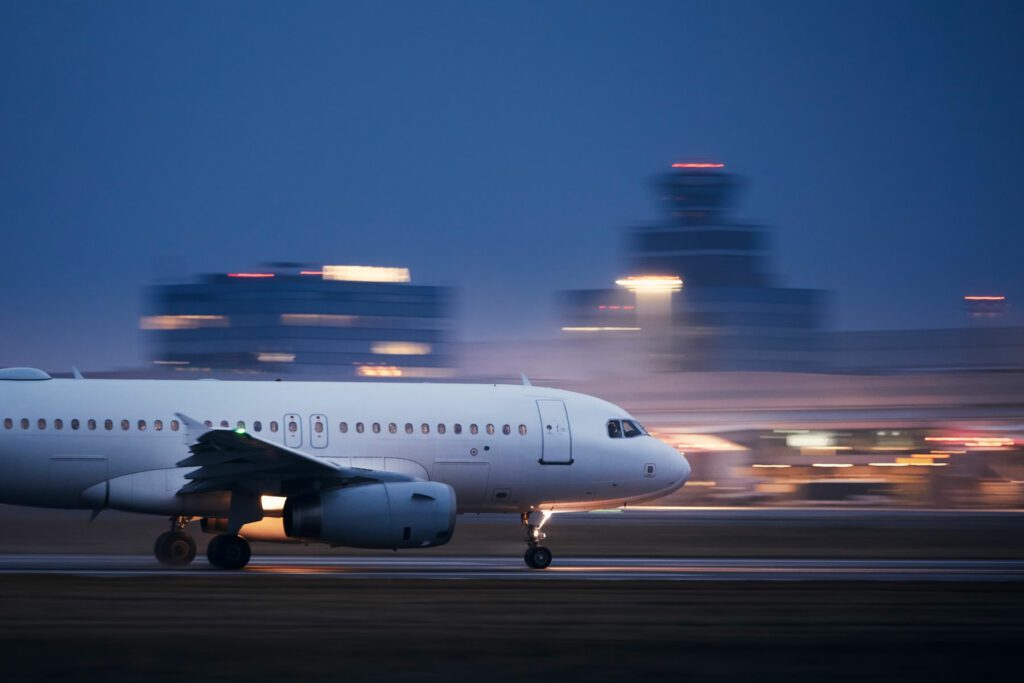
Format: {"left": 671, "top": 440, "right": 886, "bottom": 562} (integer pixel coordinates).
{"left": 283, "top": 481, "right": 456, "bottom": 549}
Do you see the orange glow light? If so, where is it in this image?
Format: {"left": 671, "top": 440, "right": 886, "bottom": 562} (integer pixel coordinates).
{"left": 228, "top": 273, "right": 275, "bottom": 278}
{"left": 964, "top": 295, "right": 1006, "bottom": 301}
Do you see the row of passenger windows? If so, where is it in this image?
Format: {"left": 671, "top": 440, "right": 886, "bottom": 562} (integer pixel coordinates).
{"left": 1, "top": 417, "right": 529, "bottom": 437}
{"left": 3, "top": 417, "right": 181, "bottom": 432}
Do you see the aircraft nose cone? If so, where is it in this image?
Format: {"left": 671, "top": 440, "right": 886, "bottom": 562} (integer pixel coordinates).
{"left": 657, "top": 440, "right": 690, "bottom": 485}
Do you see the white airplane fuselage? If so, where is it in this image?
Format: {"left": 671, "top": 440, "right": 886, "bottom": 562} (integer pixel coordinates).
{"left": 0, "top": 378, "right": 689, "bottom": 521}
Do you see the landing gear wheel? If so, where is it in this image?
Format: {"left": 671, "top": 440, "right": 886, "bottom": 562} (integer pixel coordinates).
{"left": 154, "top": 531, "right": 197, "bottom": 566}
{"left": 207, "top": 534, "right": 251, "bottom": 570}
{"left": 524, "top": 546, "right": 553, "bottom": 570}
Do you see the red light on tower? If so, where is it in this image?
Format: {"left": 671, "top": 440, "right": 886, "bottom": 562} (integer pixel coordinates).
{"left": 671, "top": 162, "right": 725, "bottom": 169}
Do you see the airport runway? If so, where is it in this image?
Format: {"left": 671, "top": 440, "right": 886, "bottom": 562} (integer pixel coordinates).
{"left": 1, "top": 554, "right": 1022, "bottom": 581}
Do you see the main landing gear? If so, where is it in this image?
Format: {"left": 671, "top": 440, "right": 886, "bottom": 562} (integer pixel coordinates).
{"left": 154, "top": 516, "right": 197, "bottom": 566}
{"left": 522, "top": 511, "right": 553, "bottom": 570}
{"left": 206, "top": 533, "right": 251, "bottom": 570}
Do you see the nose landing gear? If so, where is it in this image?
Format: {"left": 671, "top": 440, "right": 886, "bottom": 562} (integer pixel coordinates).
{"left": 522, "top": 511, "right": 553, "bottom": 569}
{"left": 154, "top": 516, "right": 197, "bottom": 566}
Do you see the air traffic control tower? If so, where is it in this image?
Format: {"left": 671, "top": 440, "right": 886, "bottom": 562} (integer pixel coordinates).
{"left": 562, "top": 163, "right": 827, "bottom": 372}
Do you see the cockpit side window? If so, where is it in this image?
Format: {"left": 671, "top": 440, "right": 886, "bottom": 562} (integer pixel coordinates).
{"left": 607, "top": 420, "right": 622, "bottom": 438}
{"left": 622, "top": 420, "right": 644, "bottom": 438}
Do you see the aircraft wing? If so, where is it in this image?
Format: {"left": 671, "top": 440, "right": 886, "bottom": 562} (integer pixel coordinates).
{"left": 174, "top": 413, "right": 417, "bottom": 495}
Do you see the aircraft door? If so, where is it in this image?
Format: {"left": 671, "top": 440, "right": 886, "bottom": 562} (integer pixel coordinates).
{"left": 284, "top": 413, "right": 302, "bottom": 448}
{"left": 536, "top": 399, "right": 573, "bottom": 464}
{"left": 310, "top": 414, "right": 328, "bottom": 449}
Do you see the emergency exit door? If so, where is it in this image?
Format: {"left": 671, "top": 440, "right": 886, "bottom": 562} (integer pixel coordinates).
{"left": 284, "top": 413, "right": 302, "bottom": 448}
{"left": 536, "top": 399, "right": 573, "bottom": 464}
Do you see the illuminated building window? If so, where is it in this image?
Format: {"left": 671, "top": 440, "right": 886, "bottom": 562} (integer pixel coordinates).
{"left": 339, "top": 422, "right": 348, "bottom": 434}
{"left": 88, "top": 419, "right": 96, "bottom": 431}
{"left": 519, "top": 424, "right": 527, "bottom": 436}
{"left": 54, "top": 419, "right": 63, "bottom": 431}
{"left": 371, "top": 341, "right": 432, "bottom": 356}
{"left": 454, "top": 423, "right": 462, "bottom": 435}
{"left": 104, "top": 420, "right": 113, "bottom": 431}
{"left": 139, "top": 315, "right": 228, "bottom": 330}
{"left": 220, "top": 420, "right": 229, "bottom": 428}
{"left": 154, "top": 420, "right": 163, "bottom": 431}
{"left": 405, "top": 423, "right": 413, "bottom": 434}
{"left": 138, "top": 420, "right": 147, "bottom": 431}
{"left": 121, "top": 420, "right": 129, "bottom": 431}
{"left": 3, "top": 418, "right": 10, "bottom": 430}
{"left": 72, "top": 419, "right": 81, "bottom": 431}
{"left": 20, "top": 418, "right": 29, "bottom": 430}
{"left": 322, "top": 265, "right": 411, "bottom": 283}
{"left": 270, "top": 421, "right": 279, "bottom": 433}
{"left": 372, "top": 422, "right": 381, "bottom": 434}
{"left": 502, "top": 424, "right": 511, "bottom": 435}
{"left": 355, "top": 422, "right": 364, "bottom": 434}
{"left": 437, "top": 423, "right": 446, "bottom": 435}
{"left": 388, "top": 423, "right": 397, "bottom": 434}
{"left": 257, "top": 352, "right": 296, "bottom": 363}
{"left": 470, "top": 424, "right": 478, "bottom": 435}
{"left": 486, "top": 424, "right": 495, "bottom": 435}
{"left": 38, "top": 419, "right": 46, "bottom": 430}
{"left": 254, "top": 421, "right": 262, "bottom": 432}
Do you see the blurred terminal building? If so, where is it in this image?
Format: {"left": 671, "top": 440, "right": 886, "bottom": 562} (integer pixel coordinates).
{"left": 142, "top": 264, "right": 454, "bottom": 378}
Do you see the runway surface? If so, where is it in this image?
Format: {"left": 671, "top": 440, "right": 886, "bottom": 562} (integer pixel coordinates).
{"left": 1, "top": 553, "right": 1022, "bottom": 581}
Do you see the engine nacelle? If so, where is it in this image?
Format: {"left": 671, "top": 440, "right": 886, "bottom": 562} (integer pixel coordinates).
{"left": 283, "top": 481, "right": 456, "bottom": 549}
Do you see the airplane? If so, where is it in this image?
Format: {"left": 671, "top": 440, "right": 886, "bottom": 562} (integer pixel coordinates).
{"left": 0, "top": 367, "right": 690, "bottom": 570}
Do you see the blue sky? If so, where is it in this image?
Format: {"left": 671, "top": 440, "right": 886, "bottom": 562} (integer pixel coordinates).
{"left": 2, "top": 1, "right": 1022, "bottom": 369}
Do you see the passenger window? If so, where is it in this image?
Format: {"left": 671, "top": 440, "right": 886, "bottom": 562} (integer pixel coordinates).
{"left": 288, "top": 420, "right": 298, "bottom": 433}
{"left": 88, "top": 419, "right": 97, "bottom": 431}
{"left": 254, "top": 421, "right": 262, "bottom": 432}
{"left": 355, "top": 422, "right": 364, "bottom": 433}
{"left": 38, "top": 419, "right": 47, "bottom": 430}
{"left": 104, "top": 419, "right": 113, "bottom": 431}
{"left": 388, "top": 423, "right": 397, "bottom": 434}
{"left": 237, "top": 421, "right": 245, "bottom": 431}
{"left": 437, "top": 423, "right": 446, "bottom": 434}
{"left": 622, "top": 420, "right": 641, "bottom": 438}
{"left": 454, "top": 423, "right": 462, "bottom": 435}
{"left": 220, "top": 420, "right": 230, "bottom": 428}
{"left": 607, "top": 420, "right": 622, "bottom": 438}
{"left": 486, "top": 424, "right": 495, "bottom": 435}
{"left": 3, "top": 418, "right": 10, "bottom": 429}
{"left": 54, "top": 419, "right": 64, "bottom": 430}
{"left": 373, "top": 422, "right": 381, "bottom": 434}
{"left": 170, "top": 419, "right": 180, "bottom": 432}
{"left": 315, "top": 421, "right": 324, "bottom": 434}
{"left": 421, "top": 423, "right": 429, "bottom": 434}
{"left": 502, "top": 424, "right": 511, "bottom": 435}
{"left": 154, "top": 419, "right": 163, "bottom": 431}
{"left": 138, "top": 420, "right": 147, "bottom": 431}
{"left": 339, "top": 422, "right": 347, "bottom": 434}
{"left": 270, "top": 421, "right": 280, "bottom": 433}
{"left": 71, "top": 419, "right": 80, "bottom": 430}
{"left": 20, "top": 418, "right": 29, "bottom": 430}
{"left": 121, "top": 420, "right": 129, "bottom": 431}
{"left": 405, "top": 423, "right": 413, "bottom": 434}
{"left": 470, "top": 424, "right": 478, "bottom": 435}
{"left": 519, "top": 424, "right": 527, "bottom": 435}
{"left": 204, "top": 420, "right": 213, "bottom": 428}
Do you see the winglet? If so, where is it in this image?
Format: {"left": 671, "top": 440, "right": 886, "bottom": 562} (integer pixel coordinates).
{"left": 72, "top": 366, "right": 84, "bottom": 380}
{"left": 520, "top": 372, "right": 532, "bottom": 387}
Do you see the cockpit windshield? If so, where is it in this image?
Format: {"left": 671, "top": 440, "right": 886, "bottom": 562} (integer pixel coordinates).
{"left": 607, "top": 419, "right": 647, "bottom": 438}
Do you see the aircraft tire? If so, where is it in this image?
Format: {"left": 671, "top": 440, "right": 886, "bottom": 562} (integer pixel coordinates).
{"left": 207, "top": 534, "right": 251, "bottom": 570}
{"left": 524, "top": 546, "right": 552, "bottom": 570}
{"left": 154, "top": 531, "right": 197, "bottom": 566}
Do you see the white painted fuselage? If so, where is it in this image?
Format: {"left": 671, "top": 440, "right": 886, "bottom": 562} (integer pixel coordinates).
{"left": 0, "top": 378, "right": 689, "bottom": 519}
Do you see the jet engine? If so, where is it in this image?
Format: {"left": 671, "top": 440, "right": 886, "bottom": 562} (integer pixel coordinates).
{"left": 283, "top": 481, "right": 456, "bottom": 549}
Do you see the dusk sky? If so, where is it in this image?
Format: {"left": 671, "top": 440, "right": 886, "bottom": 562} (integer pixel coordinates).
{"left": 2, "top": 1, "right": 1023, "bottom": 371}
